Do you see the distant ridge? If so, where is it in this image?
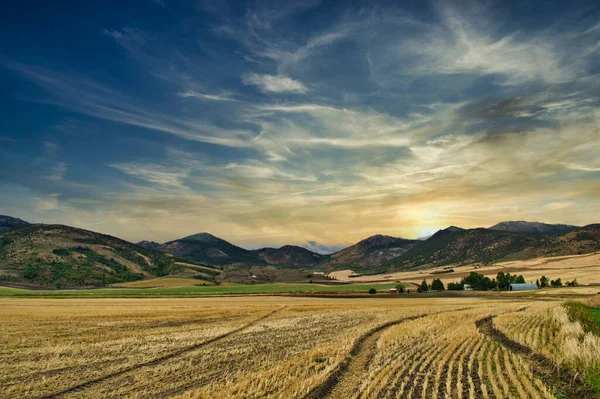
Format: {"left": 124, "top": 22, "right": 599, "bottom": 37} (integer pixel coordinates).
{"left": 0, "top": 215, "right": 30, "bottom": 233}
{"left": 253, "top": 245, "right": 327, "bottom": 267}
{"left": 490, "top": 221, "right": 579, "bottom": 235}
{"left": 137, "top": 240, "right": 161, "bottom": 250}
{"left": 325, "top": 234, "right": 419, "bottom": 269}
{"left": 159, "top": 233, "right": 265, "bottom": 266}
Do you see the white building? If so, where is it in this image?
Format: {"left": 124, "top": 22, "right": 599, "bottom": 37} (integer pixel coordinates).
{"left": 509, "top": 283, "right": 538, "bottom": 291}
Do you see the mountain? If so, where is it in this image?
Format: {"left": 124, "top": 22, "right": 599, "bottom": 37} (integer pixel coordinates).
{"left": 325, "top": 234, "right": 419, "bottom": 270}
{"left": 0, "top": 224, "right": 177, "bottom": 288}
{"left": 490, "top": 221, "right": 579, "bottom": 235}
{"left": 554, "top": 224, "right": 600, "bottom": 254}
{"left": 137, "top": 240, "right": 161, "bottom": 250}
{"left": 0, "top": 215, "right": 30, "bottom": 233}
{"left": 159, "top": 232, "right": 265, "bottom": 266}
{"left": 253, "top": 245, "right": 328, "bottom": 267}
{"left": 386, "top": 224, "right": 600, "bottom": 272}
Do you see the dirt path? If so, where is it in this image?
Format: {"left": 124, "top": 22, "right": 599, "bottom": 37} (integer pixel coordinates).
{"left": 39, "top": 307, "right": 285, "bottom": 399}
{"left": 476, "top": 315, "right": 595, "bottom": 399}
{"left": 303, "top": 315, "right": 425, "bottom": 399}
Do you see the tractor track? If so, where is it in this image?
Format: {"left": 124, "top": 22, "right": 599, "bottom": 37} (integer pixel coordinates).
{"left": 303, "top": 308, "right": 472, "bottom": 399}
{"left": 476, "top": 315, "right": 596, "bottom": 399}
{"left": 38, "top": 307, "right": 285, "bottom": 399}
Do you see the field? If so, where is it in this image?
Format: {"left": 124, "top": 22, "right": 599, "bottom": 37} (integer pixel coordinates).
{"left": 2, "top": 293, "right": 599, "bottom": 399}
{"left": 331, "top": 252, "right": 600, "bottom": 286}
{"left": 0, "top": 282, "right": 403, "bottom": 298}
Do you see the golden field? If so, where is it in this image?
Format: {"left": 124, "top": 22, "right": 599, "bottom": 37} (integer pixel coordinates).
{"left": 1, "top": 294, "right": 598, "bottom": 398}
{"left": 330, "top": 252, "right": 600, "bottom": 286}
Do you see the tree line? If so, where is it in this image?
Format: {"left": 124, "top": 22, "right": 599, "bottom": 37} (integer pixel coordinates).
{"left": 414, "top": 271, "right": 578, "bottom": 292}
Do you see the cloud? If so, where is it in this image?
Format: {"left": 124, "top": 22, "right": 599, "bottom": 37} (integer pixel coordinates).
{"left": 109, "top": 162, "right": 190, "bottom": 189}
{"left": 43, "top": 141, "right": 59, "bottom": 157}
{"left": 34, "top": 193, "right": 61, "bottom": 211}
{"left": 47, "top": 162, "right": 67, "bottom": 182}
{"left": 177, "top": 91, "right": 239, "bottom": 102}
{"left": 1, "top": 62, "right": 254, "bottom": 149}
{"left": 242, "top": 73, "right": 308, "bottom": 93}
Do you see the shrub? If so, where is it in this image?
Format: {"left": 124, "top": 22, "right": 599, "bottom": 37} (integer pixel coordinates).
{"left": 23, "top": 265, "right": 39, "bottom": 280}
{"left": 368, "top": 288, "right": 377, "bottom": 294}
{"left": 52, "top": 248, "right": 71, "bottom": 256}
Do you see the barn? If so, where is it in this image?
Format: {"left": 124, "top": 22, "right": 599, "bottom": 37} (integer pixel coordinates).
{"left": 509, "top": 283, "right": 538, "bottom": 291}
{"left": 389, "top": 288, "right": 398, "bottom": 294}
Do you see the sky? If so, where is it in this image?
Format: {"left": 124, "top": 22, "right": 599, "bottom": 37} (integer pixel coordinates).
{"left": 1, "top": 0, "right": 599, "bottom": 252}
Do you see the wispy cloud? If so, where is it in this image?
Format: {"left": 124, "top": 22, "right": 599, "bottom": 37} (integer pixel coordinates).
{"left": 177, "top": 91, "right": 239, "bottom": 101}
{"left": 242, "top": 73, "right": 308, "bottom": 93}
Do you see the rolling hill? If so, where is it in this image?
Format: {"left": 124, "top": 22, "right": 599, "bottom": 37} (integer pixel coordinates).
{"left": 0, "top": 223, "right": 177, "bottom": 288}
{"left": 324, "top": 234, "right": 419, "bottom": 270}
{"left": 158, "top": 232, "right": 266, "bottom": 266}
{"left": 252, "top": 245, "right": 328, "bottom": 267}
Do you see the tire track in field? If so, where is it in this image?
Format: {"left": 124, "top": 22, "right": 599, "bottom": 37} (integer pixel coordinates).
{"left": 38, "top": 307, "right": 286, "bottom": 399}
{"left": 304, "top": 308, "right": 472, "bottom": 399}
{"left": 476, "top": 315, "right": 595, "bottom": 399}
{"left": 302, "top": 315, "right": 425, "bottom": 399}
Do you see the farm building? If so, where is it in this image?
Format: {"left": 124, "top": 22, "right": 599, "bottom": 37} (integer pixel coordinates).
{"left": 463, "top": 284, "right": 473, "bottom": 291}
{"left": 389, "top": 288, "right": 398, "bottom": 294}
{"left": 509, "top": 283, "right": 538, "bottom": 291}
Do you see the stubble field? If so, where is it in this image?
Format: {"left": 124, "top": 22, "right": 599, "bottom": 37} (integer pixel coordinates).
{"left": 1, "top": 295, "right": 598, "bottom": 399}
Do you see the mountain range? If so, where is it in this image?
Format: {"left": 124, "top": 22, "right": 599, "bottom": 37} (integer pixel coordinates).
{"left": 2, "top": 215, "right": 599, "bottom": 287}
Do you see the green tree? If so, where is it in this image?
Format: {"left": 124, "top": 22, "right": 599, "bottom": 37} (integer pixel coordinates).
{"left": 23, "top": 264, "right": 39, "bottom": 280}
{"left": 448, "top": 282, "right": 464, "bottom": 291}
{"left": 395, "top": 284, "right": 405, "bottom": 293}
{"left": 540, "top": 275, "right": 549, "bottom": 288}
{"left": 417, "top": 279, "right": 429, "bottom": 293}
{"left": 463, "top": 272, "right": 496, "bottom": 291}
{"left": 431, "top": 278, "right": 445, "bottom": 291}
{"left": 551, "top": 278, "right": 563, "bottom": 287}
{"left": 368, "top": 288, "right": 377, "bottom": 294}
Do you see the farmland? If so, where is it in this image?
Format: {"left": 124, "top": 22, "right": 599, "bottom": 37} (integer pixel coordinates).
{"left": 331, "top": 252, "right": 600, "bottom": 286}
{"left": 2, "top": 294, "right": 599, "bottom": 398}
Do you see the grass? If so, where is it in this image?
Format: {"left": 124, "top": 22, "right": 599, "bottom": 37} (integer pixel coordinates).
{"left": 0, "top": 282, "right": 402, "bottom": 298}
{"left": 564, "top": 301, "right": 600, "bottom": 335}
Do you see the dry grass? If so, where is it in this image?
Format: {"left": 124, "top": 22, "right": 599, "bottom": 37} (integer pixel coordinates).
{"left": 331, "top": 252, "right": 600, "bottom": 285}
{"left": 0, "top": 295, "right": 593, "bottom": 398}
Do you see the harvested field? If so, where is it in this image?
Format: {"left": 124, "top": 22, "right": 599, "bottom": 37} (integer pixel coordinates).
{"left": 331, "top": 252, "right": 600, "bottom": 286}
{"left": 1, "top": 295, "right": 597, "bottom": 398}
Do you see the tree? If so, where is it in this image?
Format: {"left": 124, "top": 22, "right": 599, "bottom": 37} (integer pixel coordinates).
{"left": 551, "top": 278, "right": 563, "bottom": 287}
{"left": 463, "top": 272, "right": 496, "bottom": 291}
{"left": 395, "top": 284, "right": 405, "bottom": 293}
{"left": 536, "top": 279, "right": 540, "bottom": 287}
{"left": 497, "top": 272, "right": 526, "bottom": 290}
{"left": 417, "top": 280, "right": 429, "bottom": 293}
{"left": 540, "top": 275, "right": 549, "bottom": 288}
{"left": 431, "top": 278, "right": 445, "bottom": 291}
{"left": 368, "top": 288, "right": 377, "bottom": 294}
{"left": 448, "top": 282, "right": 464, "bottom": 291}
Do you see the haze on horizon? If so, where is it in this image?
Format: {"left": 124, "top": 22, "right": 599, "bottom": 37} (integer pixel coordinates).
{"left": 1, "top": 0, "right": 599, "bottom": 251}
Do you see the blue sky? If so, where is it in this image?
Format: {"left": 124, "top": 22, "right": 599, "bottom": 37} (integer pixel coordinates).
{"left": 1, "top": 0, "right": 599, "bottom": 251}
